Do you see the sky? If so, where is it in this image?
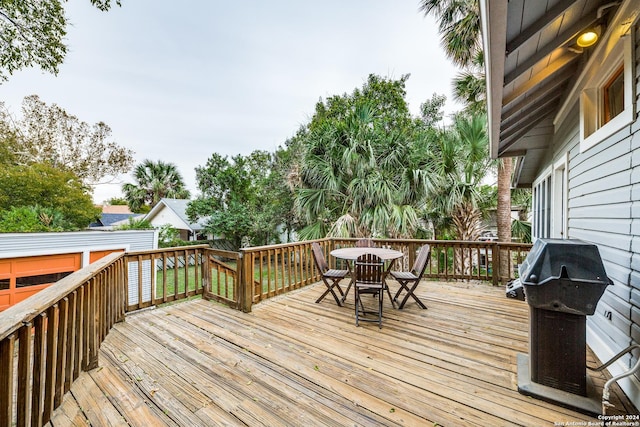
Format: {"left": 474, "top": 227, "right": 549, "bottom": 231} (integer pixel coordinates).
{"left": 0, "top": 0, "right": 461, "bottom": 204}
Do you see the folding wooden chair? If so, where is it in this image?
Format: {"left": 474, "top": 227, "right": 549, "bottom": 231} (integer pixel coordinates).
{"left": 354, "top": 253, "right": 385, "bottom": 328}
{"left": 389, "top": 245, "right": 431, "bottom": 309}
{"left": 311, "top": 242, "right": 349, "bottom": 306}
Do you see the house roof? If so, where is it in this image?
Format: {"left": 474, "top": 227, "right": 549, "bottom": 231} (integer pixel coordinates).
{"left": 144, "top": 198, "right": 206, "bottom": 232}
{"left": 480, "top": 0, "right": 634, "bottom": 186}
{"left": 89, "top": 213, "right": 140, "bottom": 228}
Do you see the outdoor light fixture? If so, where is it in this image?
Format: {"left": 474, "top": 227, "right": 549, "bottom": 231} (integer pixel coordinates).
{"left": 576, "top": 30, "right": 599, "bottom": 47}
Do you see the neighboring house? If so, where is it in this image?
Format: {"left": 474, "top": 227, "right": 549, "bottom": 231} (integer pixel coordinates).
{"left": 481, "top": 0, "right": 640, "bottom": 408}
{"left": 0, "top": 229, "right": 158, "bottom": 311}
{"left": 89, "top": 204, "right": 141, "bottom": 229}
{"left": 144, "top": 198, "right": 207, "bottom": 241}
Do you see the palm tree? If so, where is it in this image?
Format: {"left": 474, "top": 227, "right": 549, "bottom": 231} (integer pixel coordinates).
{"left": 419, "top": 0, "right": 480, "bottom": 68}
{"left": 427, "top": 114, "right": 493, "bottom": 239}
{"left": 421, "top": 0, "right": 514, "bottom": 252}
{"left": 452, "top": 51, "right": 486, "bottom": 116}
{"left": 295, "top": 104, "right": 429, "bottom": 240}
{"left": 426, "top": 114, "right": 494, "bottom": 274}
{"left": 122, "top": 160, "right": 190, "bottom": 212}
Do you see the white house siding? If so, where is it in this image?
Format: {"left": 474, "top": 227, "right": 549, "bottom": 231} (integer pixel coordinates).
{"left": 536, "top": 24, "right": 640, "bottom": 405}
{"left": 0, "top": 230, "right": 158, "bottom": 309}
{"left": 148, "top": 207, "right": 186, "bottom": 230}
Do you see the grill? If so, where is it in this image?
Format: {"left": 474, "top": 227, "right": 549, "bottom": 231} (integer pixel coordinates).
{"left": 514, "top": 238, "right": 612, "bottom": 415}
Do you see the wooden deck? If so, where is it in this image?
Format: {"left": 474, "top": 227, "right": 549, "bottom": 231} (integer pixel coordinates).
{"left": 47, "top": 280, "right": 637, "bottom": 426}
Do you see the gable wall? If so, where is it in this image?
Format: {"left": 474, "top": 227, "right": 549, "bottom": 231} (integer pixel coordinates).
{"left": 541, "top": 22, "right": 640, "bottom": 405}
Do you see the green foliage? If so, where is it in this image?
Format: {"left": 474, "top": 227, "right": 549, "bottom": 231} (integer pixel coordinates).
{"left": 115, "top": 217, "right": 153, "bottom": 230}
{"left": 420, "top": 0, "right": 480, "bottom": 68}
{"left": 107, "top": 197, "right": 128, "bottom": 206}
{"left": 0, "top": 1, "right": 121, "bottom": 81}
{"left": 0, "top": 162, "right": 99, "bottom": 229}
{"left": 511, "top": 219, "right": 532, "bottom": 243}
{"left": 511, "top": 188, "right": 532, "bottom": 220}
{"left": 453, "top": 67, "right": 486, "bottom": 115}
{"left": 122, "top": 159, "right": 190, "bottom": 212}
{"left": 293, "top": 74, "right": 437, "bottom": 240}
{"left": 0, "top": 206, "right": 72, "bottom": 232}
{"left": 420, "top": 93, "right": 447, "bottom": 127}
{"left": 0, "top": 96, "right": 134, "bottom": 185}
{"left": 189, "top": 150, "right": 294, "bottom": 249}
{"left": 424, "top": 114, "right": 494, "bottom": 240}
{"left": 158, "top": 224, "right": 182, "bottom": 248}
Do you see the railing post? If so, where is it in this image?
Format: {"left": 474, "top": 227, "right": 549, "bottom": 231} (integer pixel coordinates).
{"left": 238, "top": 251, "right": 253, "bottom": 313}
{"left": 202, "top": 249, "right": 211, "bottom": 301}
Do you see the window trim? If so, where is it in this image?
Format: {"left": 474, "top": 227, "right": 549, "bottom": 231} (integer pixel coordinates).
{"left": 552, "top": 154, "right": 568, "bottom": 238}
{"left": 580, "top": 34, "right": 634, "bottom": 152}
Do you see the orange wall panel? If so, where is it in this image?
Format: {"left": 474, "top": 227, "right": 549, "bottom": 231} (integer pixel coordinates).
{"left": 89, "top": 249, "right": 124, "bottom": 264}
{"left": 0, "top": 253, "right": 82, "bottom": 312}
{"left": 14, "top": 253, "right": 81, "bottom": 276}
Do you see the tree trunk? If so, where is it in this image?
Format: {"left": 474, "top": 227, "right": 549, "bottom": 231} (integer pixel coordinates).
{"left": 452, "top": 203, "right": 483, "bottom": 276}
{"left": 497, "top": 157, "right": 513, "bottom": 283}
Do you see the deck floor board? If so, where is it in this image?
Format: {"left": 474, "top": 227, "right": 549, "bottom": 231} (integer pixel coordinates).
{"left": 48, "top": 280, "right": 637, "bottom": 426}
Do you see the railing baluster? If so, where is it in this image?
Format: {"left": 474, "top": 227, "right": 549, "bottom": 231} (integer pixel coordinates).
{"left": 65, "top": 291, "right": 76, "bottom": 394}
{"left": 43, "top": 304, "right": 59, "bottom": 424}
{"left": 32, "top": 313, "right": 46, "bottom": 427}
{"left": 82, "top": 281, "right": 91, "bottom": 371}
{"left": 54, "top": 297, "right": 68, "bottom": 408}
{"left": 88, "top": 279, "right": 99, "bottom": 370}
{"left": 161, "top": 252, "right": 168, "bottom": 303}
{"left": 0, "top": 333, "right": 15, "bottom": 427}
{"left": 17, "top": 323, "right": 32, "bottom": 427}
{"left": 74, "top": 286, "right": 83, "bottom": 381}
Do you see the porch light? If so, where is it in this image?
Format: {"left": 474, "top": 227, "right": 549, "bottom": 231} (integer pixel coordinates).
{"left": 576, "top": 30, "right": 598, "bottom": 47}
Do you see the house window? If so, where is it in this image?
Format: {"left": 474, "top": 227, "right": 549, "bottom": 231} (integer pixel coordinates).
{"left": 580, "top": 32, "right": 634, "bottom": 151}
{"left": 603, "top": 66, "right": 624, "bottom": 124}
{"left": 533, "top": 174, "right": 552, "bottom": 240}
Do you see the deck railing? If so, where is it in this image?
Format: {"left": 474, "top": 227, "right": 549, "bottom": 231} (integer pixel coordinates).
{"left": 0, "top": 253, "right": 126, "bottom": 426}
{"left": 0, "top": 238, "right": 530, "bottom": 425}
{"left": 234, "top": 238, "right": 531, "bottom": 311}
{"left": 124, "top": 245, "right": 209, "bottom": 311}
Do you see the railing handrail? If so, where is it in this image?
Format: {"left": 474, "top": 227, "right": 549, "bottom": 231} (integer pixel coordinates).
{"left": 0, "top": 251, "right": 124, "bottom": 342}
{"left": 125, "top": 244, "right": 210, "bottom": 256}
{"left": 240, "top": 238, "right": 329, "bottom": 253}
{"left": 206, "top": 247, "right": 241, "bottom": 259}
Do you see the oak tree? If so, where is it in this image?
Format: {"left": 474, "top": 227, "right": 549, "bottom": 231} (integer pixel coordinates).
{"left": 0, "top": 0, "right": 121, "bottom": 81}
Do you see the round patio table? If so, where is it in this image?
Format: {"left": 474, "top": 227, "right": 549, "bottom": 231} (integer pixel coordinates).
{"left": 330, "top": 247, "right": 403, "bottom": 261}
{"left": 330, "top": 247, "right": 403, "bottom": 305}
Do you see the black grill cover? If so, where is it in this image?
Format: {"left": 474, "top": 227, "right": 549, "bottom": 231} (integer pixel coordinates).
{"left": 520, "top": 239, "right": 612, "bottom": 315}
